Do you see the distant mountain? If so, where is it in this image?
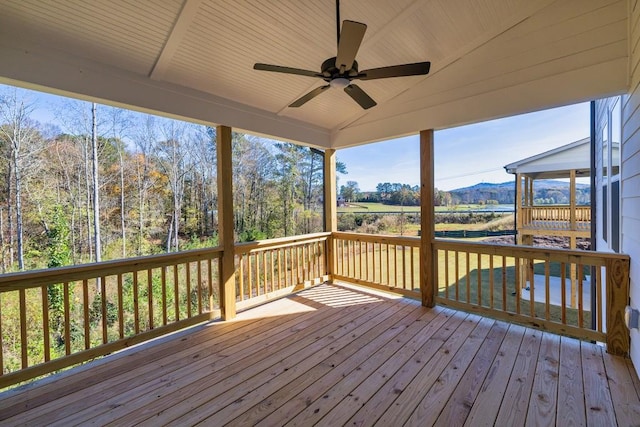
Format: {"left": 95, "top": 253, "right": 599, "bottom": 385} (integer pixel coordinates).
{"left": 448, "top": 180, "right": 590, "bottom": 205}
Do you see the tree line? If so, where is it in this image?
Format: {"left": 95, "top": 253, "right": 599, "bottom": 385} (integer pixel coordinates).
{"left": 340, "top": 180, "right": 590, "bottom": 207}
{"left": 0, "top": 87, "right": 337, "bottom": 272}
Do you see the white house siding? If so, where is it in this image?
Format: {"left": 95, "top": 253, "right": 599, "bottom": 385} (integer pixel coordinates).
{"left": 622, "top": 0, "right": 640, "bottom": 377}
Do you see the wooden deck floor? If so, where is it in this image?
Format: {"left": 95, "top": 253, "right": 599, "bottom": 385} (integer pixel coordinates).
{"left": 2, "top": 282, "right": 640, "bottom": 426}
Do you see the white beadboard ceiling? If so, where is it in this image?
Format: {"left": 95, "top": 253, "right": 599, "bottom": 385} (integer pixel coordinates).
{"left": 0, "top": 0, "right": 629, "bottom": 149}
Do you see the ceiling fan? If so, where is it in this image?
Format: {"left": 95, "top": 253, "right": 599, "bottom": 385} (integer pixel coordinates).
{"left": 253, "top": 0, "right": 431, "bottom": 110}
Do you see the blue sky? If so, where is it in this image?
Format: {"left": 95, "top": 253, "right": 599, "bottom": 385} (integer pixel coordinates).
{"left": 338, "top": 102, "right": 591, "bottom": 191}
{"left": 5, "top": 84, "right": 590, "bottom": 192}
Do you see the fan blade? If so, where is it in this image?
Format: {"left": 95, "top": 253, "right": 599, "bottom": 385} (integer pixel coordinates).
{"left": 254, "top": 63, "right": 321, "bottom": 78}
{"left": 289, "top": 85, "right": 330, "bottom": 107}
{"left": 344, "top": 84, "right": 376, "bottom": 109}
{"left": 356, "top": 62, "right": 431, "bottom": 80}
{"left": 336, "top": 20, "right": 367, "bottom": 72}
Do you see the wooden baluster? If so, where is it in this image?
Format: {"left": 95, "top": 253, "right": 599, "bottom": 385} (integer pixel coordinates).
{"left": 102, "top": 275, "right": 108, "bottom": 342}
{"left": 560, "top": 262, "right": 566, "bottom": 324}
{"left": 455, "top": 251, "right": 460, "bottom": 301}
{"left": 186, "top": 263, "right": 192, "bottom": 318}
{"left": 465, "top": 252, "right": 471, "bottom": 304}
{"left": 64, "top": 282, "right": 71, "bottom": 354}
{"left": 501, "top": 257, "right": 507, "bottom": 311}
{"left": 489, "top": 254, "right": 494, "bottom": 309}
{"left": 394, "top": 245, "right": 398, "bottom": 287}
{"left": 514, "top": 257, "right": 520, "bottom": 314}
{"left": 402, "top": 245, "right": 407, "bottom": 290}
{"left": 578, "top": 263, "right": 584, "bottom": 328}
{"left": 596, "top": 266, "right": 603, "bottom": 332}
{"left": 161, "top": 267, "right": 167, "bottom": 325}
{"left": 529, "top": 258, "right": 535, "bottom": 319}
{"left": 256, "top": 251, "right": 262, "bottom": 296}
{"left": 270, "top": 250, "right": 275, "bottom": 291}
{"left": 83, "top": 279, "right": 90, "bottom": 348}
{"left": 173, "top": 265, "right": 179, "bottom": 321}
{"left": 19, "top": 289, "right": 27, "bottom": 367}
{"left": 248, "top": 254, "right": 253, "bottom": 298}
{"left": 208, "top": 258, "right": 214, "bottom": 311}
{"left": 477, "top": 253, "right": 482, "bottom": 306}
{"left": 41, "top": 286, "right": 50, "bottom": 362}
{"left": 410, "top": 247, "right": 415, "bottom": 291}
{"left": 545, "top": 261, "right": 550, "bottom": 321}
{"left": 133, "top": 271, "right": 140, "bottom": 335}
{"left": 239, "top": 254, "right": 246, "bottom": 300}
{"left": 386, "top": 243, "right": 390, "bottom": 285}
{"left": 147, "top": 269, "right": 154, "bottom": 329}
{"left": 277, "top": 248, "right": 283, "bottom": 290}
{"left": 197, "top": 260, "right": 203, "bottom": 314}
{"left": 444, "top": 249, "right": 449, "bottom": 300}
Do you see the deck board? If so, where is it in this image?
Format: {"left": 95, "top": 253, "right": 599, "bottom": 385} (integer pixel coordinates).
{"left": 1, "top": 282, "right": 639, "bottom": 426}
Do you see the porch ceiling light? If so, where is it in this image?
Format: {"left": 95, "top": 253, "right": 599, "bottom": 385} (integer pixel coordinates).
{"left": 330, "top": 77, "right": 350, "bottom": 89}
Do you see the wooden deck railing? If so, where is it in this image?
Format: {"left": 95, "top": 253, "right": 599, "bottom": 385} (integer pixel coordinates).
{"left": 332, "top": 232, "right": 421, "bottom": 299}
{"left": 521, "top": 206, "right": 591, "bottom": 230}
{"left": 0, "top": 248, "right": 222, "bottom": 389}
{"left": 433, "top": 239, "right": 629, "bottom": 355}
{"left": 235, "top": 233, "right": 330, "bottom": 310}
{"left": 0, "top": 230, "right": 630, "bottom": 388}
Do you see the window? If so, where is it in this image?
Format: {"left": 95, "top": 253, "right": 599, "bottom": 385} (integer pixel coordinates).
{"left": 601, "top": 97, "right": 622, "bottom": 252}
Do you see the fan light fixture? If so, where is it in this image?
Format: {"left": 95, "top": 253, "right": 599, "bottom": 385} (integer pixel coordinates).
{"left": 330, "top": 77, "right": 350, "bottom": 89}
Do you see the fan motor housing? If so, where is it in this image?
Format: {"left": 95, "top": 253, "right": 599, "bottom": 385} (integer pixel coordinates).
{"left": 321, "top": 57, "right": 358, "bottom": 81}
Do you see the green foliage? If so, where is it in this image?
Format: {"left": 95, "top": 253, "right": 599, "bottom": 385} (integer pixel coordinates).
{"left": 89, "top": 292, "right": 118, "bottom": 328}
{"left": 46, "top": 205, "right": 71, "bottom": 268}
{"left": 239, "top": 228, "right": 267, "bottom": 242}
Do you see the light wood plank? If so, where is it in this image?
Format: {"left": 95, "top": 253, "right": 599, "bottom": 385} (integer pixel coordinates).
{"left": 219, "top": 302, "right": 428, "bottom": 426}
{"left": 602, "top": 351, "right": 640, "bottom": 426}
{"left": 4, "top": 292, "right": 332, "bottom": 424}
{"left": 312, "top": 308, "right": 455, "bottom": 427}
{"left": 373, "top": 313, "right": 480, "bottom": 426}
{"left": 494, "top": 327, "right": 542, "bottom": 426}
{"left": 404, "top": 316, "right": 496, "bottom": 426}
{"left": 432, "top": 320, "right": 509, "bottom": 426}
{"left": 466, "top": 322, "right": 525, "bottom": 426}
{"left": 103, "top": 290, "right": 402, "bottom": 425}
{"left": 525, "top": 332, "right": 560, "bottom": 426}
{"left": 347, "top": 310, "right": 469, "bottom": 426}
{"left": 581, "top": 341, "right": 617, "bottom": 426}
{"left": 557, "top": 336, "right": 586, "bottom": 426}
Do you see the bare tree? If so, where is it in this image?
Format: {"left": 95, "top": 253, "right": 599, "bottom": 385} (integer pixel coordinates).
{"left": 91, "top": 103, "right": 102, "bottom": 263}
{"left": 0, "top": 89, "right": 43, "bottom": 270}
{"left": 156, "top": 120, "right": 191, "bottom": 252}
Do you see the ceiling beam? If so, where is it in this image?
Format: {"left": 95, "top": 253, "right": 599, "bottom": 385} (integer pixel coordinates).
{"left": 150, "top": 0, "right": 204, "bottom": 80}
{"left": 0, "top": 39, "right": 331, "bottom": 148}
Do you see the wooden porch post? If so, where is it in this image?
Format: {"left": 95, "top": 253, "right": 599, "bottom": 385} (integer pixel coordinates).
{"left": 515, "top": 173, "right": 523, "bottom": 245}
{"left": 420, "top": 130, "right": 435, "bottom": 307}
{"left": 324, "top": 148, "right": 337, "bottom": 283}
{"left": 606, "top": 257, "right": 630, "bottom": 356}
{"left": 216, "top": 125, "right": 236, "bottom": 320}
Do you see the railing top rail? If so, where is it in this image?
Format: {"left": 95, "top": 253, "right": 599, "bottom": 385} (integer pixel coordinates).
{"left": 333, "top": 231, "right": 420, "bottom": 246}
{"left": 0, "top": 246, "right": 223, "bottom": 292}
{"left": 522, "top": 205, "right": 591, "bottom": 209}
{"left": 234, "top": 232, "right": 331, "bottom": 254}
{"left": 433, "top": 239, "right": 629, "bottom": 265}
